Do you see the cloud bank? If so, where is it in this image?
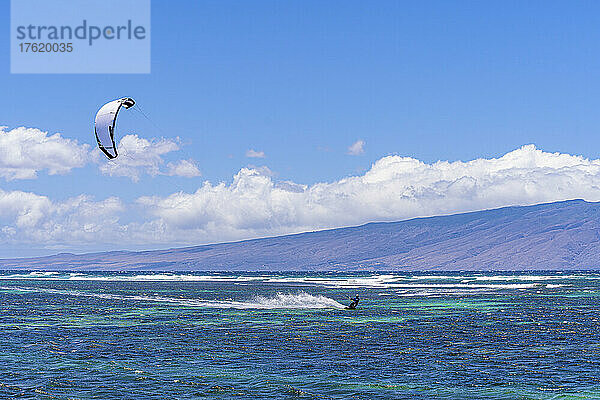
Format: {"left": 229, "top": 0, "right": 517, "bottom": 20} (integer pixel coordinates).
{"left": 3, "top": 144, "right": 600, "bottom": 252}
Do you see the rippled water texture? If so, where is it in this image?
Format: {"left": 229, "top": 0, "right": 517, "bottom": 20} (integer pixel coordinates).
{"left": 1, "top": 271, "right": 599, "bottom": 399}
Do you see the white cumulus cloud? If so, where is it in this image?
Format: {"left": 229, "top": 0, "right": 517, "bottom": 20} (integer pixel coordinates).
{"left": 347, "top": 140, "right": 365, "bottom": 155}
{"left": 97, "top": 135, "right": 201, "bottom": 181}
{"left": 166, "top": 159, "right": 201, "bottom": 178}
{"left": 246, "top": 149, "right": 266, "bottom": 158}
{"left": 0, "top": 188, "right": 126, "bottom": 246}
{"left": 0, "top": 126, "right": 89, "bottom": 180}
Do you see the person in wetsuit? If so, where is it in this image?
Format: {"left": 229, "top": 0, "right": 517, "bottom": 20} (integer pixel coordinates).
{"left": 347, "top": 295, "right": 360, "bottom": 309}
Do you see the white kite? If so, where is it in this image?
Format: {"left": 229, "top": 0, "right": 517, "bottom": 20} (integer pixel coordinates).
{"left": 94, "top": 97, "right": 135, "bottom": 159}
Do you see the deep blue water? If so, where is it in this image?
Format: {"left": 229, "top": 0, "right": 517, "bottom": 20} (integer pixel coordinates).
{"left": 1, "top": 271, "right": 599, "bottom": 399}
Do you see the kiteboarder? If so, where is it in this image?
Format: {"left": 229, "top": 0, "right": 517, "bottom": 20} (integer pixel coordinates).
{"left": 346, "top": 295, "right": 360, "bottom": 310}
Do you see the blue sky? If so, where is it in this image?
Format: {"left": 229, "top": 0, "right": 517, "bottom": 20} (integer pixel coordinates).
{"left": 2, "top": 1, "right": 600, "bottom": 256}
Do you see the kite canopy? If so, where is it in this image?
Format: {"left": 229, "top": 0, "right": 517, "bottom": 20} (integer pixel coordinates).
{"left": 94, "top": 97, "right": 135, "bottom": 159}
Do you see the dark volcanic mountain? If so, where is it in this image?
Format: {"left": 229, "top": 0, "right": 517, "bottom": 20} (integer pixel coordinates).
{"left": 2, "top": 199, "right": 599, "bottom": 271}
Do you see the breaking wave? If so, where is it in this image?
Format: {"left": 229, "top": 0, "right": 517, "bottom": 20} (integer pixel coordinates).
{"left": 0, "top": 271, "right": 591, "bottom": 290}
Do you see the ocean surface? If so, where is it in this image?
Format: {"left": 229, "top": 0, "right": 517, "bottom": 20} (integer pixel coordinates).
{"left": 1, "top": 271, "right": 599, "bottom": 399}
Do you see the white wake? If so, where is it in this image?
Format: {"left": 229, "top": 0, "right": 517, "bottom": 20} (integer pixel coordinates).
{"left": 0, "top": 286, "right": 346, "bottom": 310}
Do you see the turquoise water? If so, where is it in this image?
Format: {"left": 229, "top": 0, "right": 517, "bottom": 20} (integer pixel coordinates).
{"left": 1, "top": 271, "right": 599, "bottom": 399}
